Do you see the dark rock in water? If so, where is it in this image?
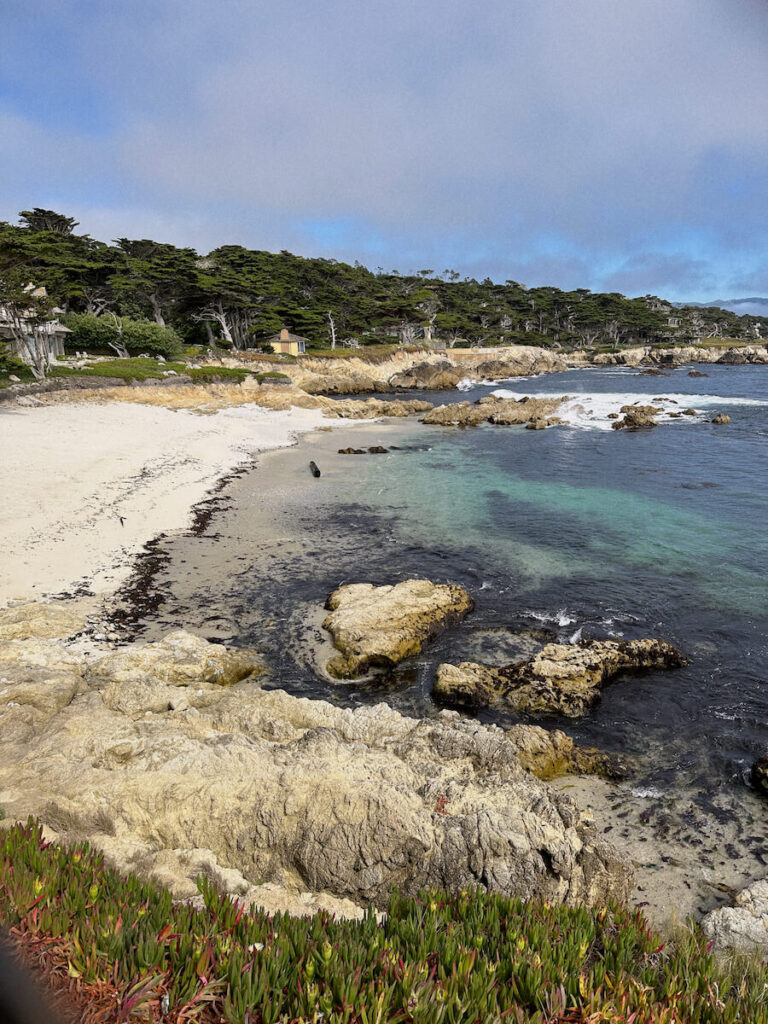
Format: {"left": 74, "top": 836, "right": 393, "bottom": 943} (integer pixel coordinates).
{"left": 338, "top": 448, "right": 367, "bottom": 455}
{"left": 338, "top": 446, "right": 390, "bottom": 455}
{"left": 688, "top": 369, "right": 708, "bottom": 377}
{"left": 712, "top": 413, "right": 731, "bottom": 424}
{"left": 433, "top": 638, "right": 689, "bottom": 717}
{"left": 612, "top": 405, "right": 659, "bottom": 430}
{"left": 607, "top": 412, "right": 620, "bottom": 419}
{"left": 682, "top": 408, "right": 698, "bottom": 416}
{"left": 641, "top": 367, "right": 667, "bottom": 376}
{"left": 368, "top": 446, "right": 389, "bottom": 454}
{"left": 751, "top": 756, "right": 768, "bottom": 795}
{"left": 309, "top": 461, "right": 321, "bottom": 478}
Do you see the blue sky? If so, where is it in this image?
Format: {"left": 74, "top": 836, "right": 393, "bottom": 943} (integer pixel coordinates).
{"left": 1, "top": 0, "right": 767, "bottom": 300}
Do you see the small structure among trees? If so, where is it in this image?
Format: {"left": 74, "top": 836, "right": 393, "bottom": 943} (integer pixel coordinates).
{"left": 266, "top": 327, "right": 307, "bottom": 356}
{"left": 0, "top": 283, "right": 71, "bottom": 378}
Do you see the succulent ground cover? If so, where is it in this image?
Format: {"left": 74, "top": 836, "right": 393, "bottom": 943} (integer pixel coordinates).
{"left": 1, "top": 820, "right": 766, "bottom": 1024}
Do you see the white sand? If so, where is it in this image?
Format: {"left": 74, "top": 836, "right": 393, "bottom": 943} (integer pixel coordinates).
{"left": 0, "top": 401, "right": 336, "bottom": 605}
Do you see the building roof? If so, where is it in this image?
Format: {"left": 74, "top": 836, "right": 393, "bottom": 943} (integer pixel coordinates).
{"left": 267, "top": 328, "right": 309, "bottom": 344}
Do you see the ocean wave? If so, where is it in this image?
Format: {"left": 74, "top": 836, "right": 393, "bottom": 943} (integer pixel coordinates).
{"left": 489, "top": 388, "right": 768, "bottom": 430}
{"left": 525, "top": 608, "right": 576, "bottom": 626}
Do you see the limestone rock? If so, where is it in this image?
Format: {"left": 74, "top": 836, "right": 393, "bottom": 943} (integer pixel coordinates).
{"left": 702, "top": 880, "right": 768, "bottom": 951}
{"left": 506, "top": 724, "right": 627, "bottom": 780}
{"left": 298, "top": 369, "right": 381, "bottom": 395}
{"left": 389, "top": 360, "right": 464, "bottom": 390}
{"left": 434, "top": 638, "right": 688, "bottom": 717}
{"left": 0, "top": 676, "right": 632, "bottom": 910}
{"left": 323, "top": 580, "right": 474, "bottom": 678}
{"left": 323, "top": 398, "right": 433, "bottom": 419}
{"left": 91, "top": 629, "right": 262, "bottom": 687}
{"left": 712, "top": 413, "right": 731, "bottom": 424}
{"left": 421, "top": 395, "right": 564, "bottom": 428}
{"left": 420, "top": 401, "right": 490, "bottom": 426}
{"left": 0, "top": 602, "right": 87, "bottom": 641}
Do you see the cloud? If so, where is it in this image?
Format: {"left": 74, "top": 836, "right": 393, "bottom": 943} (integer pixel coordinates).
{"left": 1, "top": 0, "right": 767, "bottom": 298}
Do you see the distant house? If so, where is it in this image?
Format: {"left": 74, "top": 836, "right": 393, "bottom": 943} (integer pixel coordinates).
{"left": 266, "top": 327, "right": 308, "bottom": 356}
{"left": 0, "top": 285, "right": 71, "bottom": 364}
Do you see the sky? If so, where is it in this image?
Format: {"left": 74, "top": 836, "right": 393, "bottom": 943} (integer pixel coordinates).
{"left": 1, "top": 0, "right": 767, "bottom": 301}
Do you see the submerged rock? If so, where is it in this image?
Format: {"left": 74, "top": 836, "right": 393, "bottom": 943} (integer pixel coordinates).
{"left": 703, "top": 880, "right": 768, "bottom": 951}
{"left": 688, "top": 369, "right": 708, "bottom": 377}
{"left": 0, "top": 628, "right": 633, "bottom": 911}
{"left": 323, "top": 580, "right": 474, "bottom": 678}
{"left": 434, "top": 638, "right": 688, "bottom": 717}
{"left": 711, "top": 413, "right": 731, "bottom": 424}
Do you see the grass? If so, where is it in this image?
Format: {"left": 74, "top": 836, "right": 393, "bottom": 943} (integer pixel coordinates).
{"left": 2, "top": 819, "right": 767, "bottom": 1024}
{"left": 47, "top": 358, "right": 289, "bottom": 385}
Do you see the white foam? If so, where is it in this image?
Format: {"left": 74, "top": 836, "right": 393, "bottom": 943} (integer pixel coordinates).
{"left": 526, "top": 608, "right": 576, "bottom": 626}
{"left": 489, "top": 387, "right": 768, "bottom": 431}
{"left": 630, "top": 786, "right": 665, "bottom": 799}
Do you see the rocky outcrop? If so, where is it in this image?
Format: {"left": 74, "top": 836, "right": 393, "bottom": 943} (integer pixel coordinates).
{"left": 0, "top": 601, "right": 88, "bottom": 641}
{"left": 506, "top": 724, "right": 627, "bottom": 781}
{"left": 711, "top": 413, "right": 731, "bottom": 424}
{"left": 0, "top": 615, "right": 633, "bottom": 912}
{"left": 323, "top": 398, "right": 433, "bottom": 419}
{"left": 703, "top": 880, "right": 768, "bottom": 951}
{"left": 421, "top": 395, "right": 565, "bottom": 428}
{"left": 92, "top": 630, "right": 263, "bottom": 687}
{"left": 688, "top": 369, "right": 708, "bottom": 377}
{"left": 388, "top": 360, "right": 464, "bottom": 390}
{"left": 323, "top": 580, "right": 474, "bottom": 678}
{"left": 296, "top": 368, "right": 382, "bottom": 395}
{"left": 611, "top": 405, "right": 662, "bottom": 430}
{"left": 434, "top": 638, "right": 688, "bottom": 717}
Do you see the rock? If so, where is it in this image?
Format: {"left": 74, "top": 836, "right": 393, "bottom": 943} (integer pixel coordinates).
{"left": 611, "top": 405, "right": 659, "bottom": 430}
{"left": 751, "top": 755, "right": 768, "bottom": 795}
{"left": 641, "top": 368, "right": 667, "bottom": 376}
{"left": 9, "top": 374, "right": 20, "bottom": 382}
{"left": 0, "top": 601, "right": 88, "bottom": 641}
{"left": 712, "top": 413, "right": 731, "bottom": 424}
{"left": 299, "top": 369, "right": 380, "bottom": 395}
{"left": 0, "top": 629, "right": 633, "bottom": 911}
{"left": 368, "top": 445, "right": 389, "bottom": 454}
{"left": 323, "top": 580, "right": 474, "bottom": 678}
{"left": 506, "top": 724, "right": 627, "bottom": 781}
{"left": 389, "top": 360, "right": 463, "bottom": 390}
{"left": 433, "top": 638, "right": 688, "bottom": 717}
{"left": 338, "top": 447, "right": 367, "bottom": 454}
{"left": 702, "top": 880, "right": 768, "bottom": 951}
{"left": 681, "top": 408, "right": 698, "bottom": 416}
{"left": 422, "top": 395, "right": 564, "bottom": 428}
{"left": 324, "top": 398, "right": 433, "bottom": 419}
{"left": 607, "top": 412, "right": 619, "bottom": 419}
{"left": 525, "top": 418, "right": 548, "bottom": 430}
{"left": 91, "top": 630, "right": 262, "bottom": 687}
{"left": 688, "top": 369, "right": 708, "bottom": 377}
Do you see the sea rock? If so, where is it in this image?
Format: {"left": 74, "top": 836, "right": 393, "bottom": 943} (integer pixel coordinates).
{"left": 323, "top": 580, "right": 474, "bottom": 678}
{"left": 90, "top": 630, "right": 262, "bottom": 687}
{"left": 611, "top": 405, "right": 660, "bottom": 430}
{"left": 388, "top": 360, "right": 463, "bottom": 390}
{"left": 525, "top": 418, "right": 548, "bottom": 430}
{"left": 324, "top": 398, "right": 433, "bottom": 419}
{"left": 298, "top": 369, "right": 381, "bottom": 395}
{"left": 433, "top": 638, "right": 688, "bottom": 717}
{"left": 702, "top": 880, "right": 768, "bottom": 951}
{"left": 0, "top": 601, "right": 88, "bottom": 641}
{"left": 712, "top": 413, "right": 731, "bottom": 424}
{"left": 751, "top": 755, "right": 768, "bottom": 795}
{"left": 682, "top": 408, "right": 698, "bottom": 416}
{"left": 688, "top": 369, "right": 708, "bottom": 377}
{"left": 0, "top": 630, "right": 633, "bottom": 910}
{"left": 641, "top": 367, "right": 667, "bottom": 376}
{"left": 421, "top": 395, "right": 564, "bottom": 428}
{"left": 506, "top": 724, "right": 627, "bottom": 780}
{"left": 338, "top": 447, "right": 367, "bottom": 454}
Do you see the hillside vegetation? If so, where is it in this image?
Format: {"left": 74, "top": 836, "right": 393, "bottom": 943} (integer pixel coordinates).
{"left": 2, "top": 208, "right": 766, "bottom": 355}
{"left": 3, "top": 820, "right": 767, "bottom": 1024}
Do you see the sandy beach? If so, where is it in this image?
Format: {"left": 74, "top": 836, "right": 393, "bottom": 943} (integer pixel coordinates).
{"left": 0, "top": 399, "right": 343, "bottom": 605}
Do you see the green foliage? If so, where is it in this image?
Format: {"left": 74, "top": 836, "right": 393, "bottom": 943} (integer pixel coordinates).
{"left": 0, "top": 353, "right": 35, "bottom": 387}
{"left": 2, "top": 212, "right": 767, "bottom": 353}
{"left": 63, "top": 312, "right": 183, "bottom": 358}
{"left": 1, "top": 820, "right": 766, "bottom": 1024}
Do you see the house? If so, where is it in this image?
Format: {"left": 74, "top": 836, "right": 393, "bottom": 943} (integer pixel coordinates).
{"left": 0, "top": 285, "right": 71, "bottom": 364}
{"left": 266, "top": 327, "right": 308, "bottom": 356}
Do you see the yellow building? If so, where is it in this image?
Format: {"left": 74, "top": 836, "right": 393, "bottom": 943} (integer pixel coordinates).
{"left": 267, "top": 327, "right": 308, "bottom": 356}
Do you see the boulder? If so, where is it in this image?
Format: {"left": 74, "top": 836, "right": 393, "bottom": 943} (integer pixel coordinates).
{"left": 688, "top": 369, "right": 708, "bottom": 377}
{"left": 641, "top": 367, "right": 667, "bottom": 376}
{"left": 712, "top": 413, "right": 731, "bottom": 424}
{"left": 751, "top": 755, "right": 768, "bottom": 795}
{"left": 506, "top": 724, "right": 627, "bottom": 781}
{"left": 421, "top": 401, "right": 490, "bottom": 427}
{"left": 388, "top": 360, "right": 463, "bottom": 390}
{"left": 702, "top": 880, "right": 768, "bottom": 951}
{"left": 323, "top": 580, "right": 474, "bottom": 678}
{"left": 91, "top": 630, "right": 262, "bottom": 687}
{"left": 0, "top": 601, "right": 88, "bottom": 641}
{"left": 421, "top": 395, "right": 564, "bottom": 428}
{"left": 681, "top": 408, "right": 698, "bottom": 416}
{"left": 0, "top": 630, "right": 633, "bottom": 911}
{"left": 611, "top": 405, "right": 659, "bottom": 430}
{"left": 433, "top": 638, "right": 688, "bottom": 717}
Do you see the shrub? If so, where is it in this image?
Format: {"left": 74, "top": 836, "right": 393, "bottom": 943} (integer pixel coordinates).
{"left": 1, "top": 819, "right": 767, "bottom": 1024}
{"left": 63, "top": 313, "right": 183, "bottom": 358}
